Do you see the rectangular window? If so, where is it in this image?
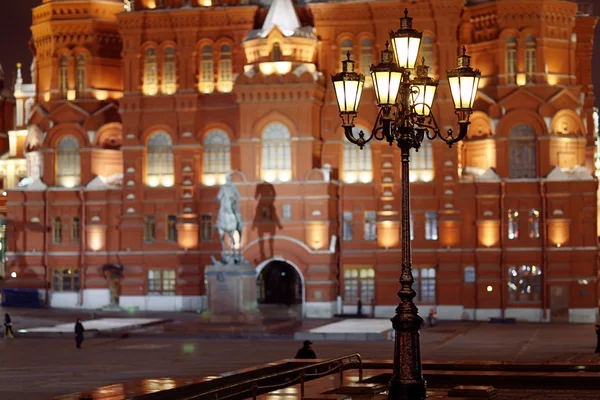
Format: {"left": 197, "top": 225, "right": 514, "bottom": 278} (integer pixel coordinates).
{"left": 282, "top": 204, "right": 292, "bottom": 220}
{"left": 364, "top": 211, "right": 377, "bottom": 241}
{"left": 201, "top": 214, "right": 213, "bottom": 242}
{"left": 166, "top": 215, "right": 177, "bottom": 242}
{"left": 506, "top": 39, "right": 517, "bottom": 84}
{"left": 342, "top": 211, "right": 353, "bottom": 241}
{"left": 413, "top": 267, "right": 436, "bottom": 303}
{"left": 147, "top": 269, "right": 176, "bottom": 295}
{"left": 528, "top": 209, "right": 540, "bottom": 239}
{"left": 508, "top": 265, "right": 541, "bottom": 302}
{"left": 425, "top": 211, "right": 438, "bottom": 241}
{"left": 52, "top": 217, "right": 62, "bottom": 244}
{"left": 343, "top": 267, "right": 375, "bottom": 303}
{"left": 52, "top": 268, "right": 80, "bottom": 292}
{"left": 409, "top": 142, "right": 434, "bottom": 182}
{"left": 71, "top": 217, "right": 80, "bottom": 244}
{"left": 508, "top": 209, "right": 519, "bottom": 240}
{"left": 144, "top": 216, "right": 156, "bottom": 243}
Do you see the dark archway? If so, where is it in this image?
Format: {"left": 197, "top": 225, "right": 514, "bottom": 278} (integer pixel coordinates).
{"left": 257, "top": 260, "right": 302, "bottom": 314}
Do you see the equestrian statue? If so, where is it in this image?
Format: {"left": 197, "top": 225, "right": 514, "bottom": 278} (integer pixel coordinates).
{"left": 212, "top": 174, "right": 246, "bottom": 265}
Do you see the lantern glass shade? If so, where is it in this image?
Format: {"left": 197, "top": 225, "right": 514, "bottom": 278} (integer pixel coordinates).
{"left": 391, "top": 36, "right": 421, "bottom": 69}
{"left": 448, "top": 74, "right": 480, "bottom": 110}
{"left": 372, "top": 70, "right": 402, "bottom": 106}
{"left": 333, "top": 78, "right": 365, "bottom": 113}
{"left": 411, "top": 82, "right": 437, "bottom": 116}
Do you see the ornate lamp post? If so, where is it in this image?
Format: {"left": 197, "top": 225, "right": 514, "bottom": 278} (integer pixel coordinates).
{"left": 331, "top": 9, "right": 480, "bottom": 400}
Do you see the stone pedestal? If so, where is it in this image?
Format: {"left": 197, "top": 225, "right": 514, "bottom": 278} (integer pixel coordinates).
{"left": 204, "top": 263, "right": 261, "bottom": 323}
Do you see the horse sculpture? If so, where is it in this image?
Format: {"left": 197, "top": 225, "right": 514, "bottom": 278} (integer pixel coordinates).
{"left": 214, "top": 175, "right": 245, "bottom": 265}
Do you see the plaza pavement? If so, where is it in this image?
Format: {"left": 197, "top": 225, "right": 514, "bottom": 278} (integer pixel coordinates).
{"left": 1, "top": 320, "right": 599, "bottom": 399}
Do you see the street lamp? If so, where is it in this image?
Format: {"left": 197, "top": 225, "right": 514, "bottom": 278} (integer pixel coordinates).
{"left": 330, "top": 8, "right": 480, "bottom": 400}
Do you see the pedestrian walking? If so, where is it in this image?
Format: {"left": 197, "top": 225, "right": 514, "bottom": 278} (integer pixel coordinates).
{"left": 4, "top": 313, "right": 14, "bottom": 338}
{"left": 426, "top": 308, "right": 437, "bottom": 328}
{"left": 294, "top": 340, "right": 317, "bottom": 359}
{"left": 595, "top": 325, "right": 600, "bottom": 353}
{"left": 75, "top": 318, "right": 85, "bottom": 349}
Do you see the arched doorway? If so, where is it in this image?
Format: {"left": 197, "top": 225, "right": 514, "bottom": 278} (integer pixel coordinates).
{"left": 256, "top": 260, "right": 303, "bottom": 319}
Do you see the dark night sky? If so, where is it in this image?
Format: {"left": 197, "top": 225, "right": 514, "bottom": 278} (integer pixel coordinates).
{"left": 0, "top": 1, "right": 599, "bottom": 107}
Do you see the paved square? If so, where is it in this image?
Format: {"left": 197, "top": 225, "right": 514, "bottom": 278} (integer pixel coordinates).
{"left": 309, "top": 319, "right": 392, "bottom": 334}
{"left": 18, "top": 318, "right": 164, "bottom": 334}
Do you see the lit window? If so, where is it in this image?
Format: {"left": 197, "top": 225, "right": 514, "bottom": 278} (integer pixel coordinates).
{"left": 508, "top": 265, "right": 541, "bottom": 302}
{"left": 53, "top": 217, "right": 62, "bottom": 244}
{"left": 162, "top": 47, "right": 177, "bottom": 95}
{"left": 148, "top": 269, "right": 176, "bottom": 295}
{"left": 464, "top": 266, "right": 476, "bottom": 284}
{"left": 201, "top": 214, "right": 213, "bottom": 242}
{"left": 364, "top": 211, "right": 377, "bottom": 241}
{"left": 343, "top": 127, "right": 372, "bottom": 183}
{"left": 343, "top": 211, "right": 353, "bottom": 241}
{"left": 272, "top": 43, "right": 282, "bottom": 62}
{"left": 343, "top": 267, "right": 375, "bottom": 303}
{"left": 56, "top": 136, "right": 81, "bottom": 188}
{"left": 282, "top": 204, "right": 292, "bottom": 220}
{"left": 261, "top": 122, "right": 292, "bottom": 183}
{"left": 202, "top": 129, "right": 231, "bottom": 186}
{"left": 199, "top": 45, "right": 214, "bottom": 93}
{"left": 528, "top": 209, "right": 540, "bottom": 239}
{"left": 71, "top": 217, "right": 80, "bottom": 244}
{"left": 144, "top": 216, "right": 156, "bottom": 243}
{"left": 217, "top": 44, "right": 233, "bottom": 93}
{"left": 525, "top": 36, "right": 536, "bottom": 84}
{"left": 52, "top": 268, "right": 80, "bottom": 292}
{"left": 506, "top": 36, "right": 517, "bottom": 85}
{"left": 508, "top": 209, "right": 519, "bottom": 240}
{"left": 143, "top": 48, "right": 158, "bottom": 96}
{"left": 145, "top": 132, "right": 174, "bottom": 187}
{"left": 75, "top": 54, "right": 85, "bottom": 97}
{"left": 509, "top": 124, "right": 536, "bottom": 178}
{"left": 419, "top": 37, "right": 434, "bottom": 74}
{"left": 414, "top": 267, "right": 436, "bottom": 303}
{"left": 166, "top": 215, "right": 177, "bottom": 242}
{"left": 59, "top": 55, "right": 69, "bottom": 98}
{"left": 425, "top": 211, "right": 438, "bottom": 241}
{"left": 340, "top": 39, "right": 352, "bottom": 64}
{"left": 409, "top": 142, "right": 433, "bottom": 182}
{"left": 360, "top": 39, "right": 373, "bottom": 87}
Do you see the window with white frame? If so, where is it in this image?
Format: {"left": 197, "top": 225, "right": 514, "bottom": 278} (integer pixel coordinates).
{"left": 261, "top": 122, "right": 292, "bottom": 183}
{"left": 166, "top": 215, "right": 177, "bottom": 242}
{"left": 144, "top": 216, "right": 156, "bottom": 243}
{"left": 56, "top": 136, "right": 80, "bottom": 188}
{"left": 52, "top": 268, "right": 80, "bottom": 292}
{"left": 59, "top": 55, "right": 69, "bottom": 98}
{"left": 419, "top": 37, "right": 434, "bottom": 74}
{"left": 409, "top": 142, "right": 433, "bottom": 182}
{"left": 143, "top": 48, "right": 158, "bottom": 96}
{"left": 343, "top": 211, "right": 353, "bottom": 241}
{"left": 202, "top": 129, "right": 231, "bottom": 186}
{"left": 508, "top": 265, "right": 541, "bottom": 302}
{"left": 360, "top": 39, "right": 373, "bottom": 87}
{"left": 414, "top": 267, "right": 436, "bottom": 303}
{"left": 148, "top": 269, "right": 176, "bottom": 295}
{"left": 508, "top": 209, "right": 519, "bottom": 239}
{"left": 162, "top": 47, "right": 176, "bottom": 95}
{"left": 201, "top": 214, "right": 213, "bottom": 242}
{"left": 343, "top": 128, "right": 373, "bottom": 183}
{"left": 282, "top": 204, "right": 292, "bottom": 220}
{"left": 71, "top": 217, "right": 80, "bottom": 244}
{"left": 525, "top": 35, "right": 536, "bottom": 84}
{"left": 506, "top": 36, "right": 517, "bottom": 85}
{"left": 145, "top": 132, "right": 174, "bottom": 187}
{"left": 425, "top": 211, "right": 438, "bottom": 240}
{"left": 364, "top": 211, "right": 377, "bottom": 241}
{"left": 464, "top": 266, "right": 476, "bottom": 284}
{"left": 75, "top": 54, "right": 85, "bottom": 97}
{"left": 217, "top": 44, "right": 233, "bottom": 93}
{"left": 528, "top": 208, "right": 540, "bottom": 239}
{"left": 53, "top": 217, "right": 62, "bottom": 244}
{"left": 509, "top": 124, "right": 536, "bottom": 178}
{"left": 343, "top": 266, "right": 375, "bottom": 303}
{"left": 199, "top": 45, "right": 214, "bottom": 94}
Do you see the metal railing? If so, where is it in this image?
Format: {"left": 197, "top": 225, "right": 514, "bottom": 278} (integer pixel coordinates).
{"left": 183, "top": 353, "right": 363, "bottom": 400}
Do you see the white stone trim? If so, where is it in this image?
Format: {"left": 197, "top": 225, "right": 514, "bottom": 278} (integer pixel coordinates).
{"left": 568, "top": 308, "right": 598, "bottom": 324}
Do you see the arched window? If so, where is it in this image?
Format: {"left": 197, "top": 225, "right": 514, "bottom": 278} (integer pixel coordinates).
{"left": 509, "top": 124, "right": 536, "bottom": 178}
{"left": 162, "top": 47, "right": 176, "bottom": 95}
{"left": 261, "top": 122, "right": 292, "bottom": 183}
{"left": 145, "top": 132, "right": 174, "bottom": 187}
{"left": 217, "top": 44, "right": 233, "bottom": 93}
{"left": 360, "top": 39, "right": 373, "bottom": 80}
{"left": 272, "top": 43, "right": 282, "bottom": 62}
{"left": 420, "top": 37, "right": 434, "bottom": 73}
{"left": 409, "top": 141, "right": 434, "bottom": 182}
{"left": 506, "top": 36, "right": 517, "bottom": 85}
{"left": 59, "top": 55, "right": 69, "bottom": 98}
{"left": 343, "top": 126, "right": 372, "bottom": 183}
{"left": 56, "top": 136, "right": 80, "bottom": 188}
{"left": 202, "top": 129, "right": 231, "bottom": 186}
{"left": 75, "top": 54, "right": 85, "bottom": 97}
{"left": 340, "top": 39, "right": 353, "bottom": 64}
{"left": 199, "top": 45, "right": 214, "bottom": 94}
{"left": 143, "top": 48, "right": 158, "bottom": 96}
{"left": 525, "top": 35, "right": 536, "bottom": 84}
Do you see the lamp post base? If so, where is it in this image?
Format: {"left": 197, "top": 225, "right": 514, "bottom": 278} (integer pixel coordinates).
{"left": 388, "top": 378, "right": 427, "bottom": 400}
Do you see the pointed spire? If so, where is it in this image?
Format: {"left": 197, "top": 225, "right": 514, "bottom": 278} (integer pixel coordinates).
{"left": 15, "top": 63, "right": 23, "bottom": 87}
{"left": 261, "top": 0, "right": 301, "bottom": 36}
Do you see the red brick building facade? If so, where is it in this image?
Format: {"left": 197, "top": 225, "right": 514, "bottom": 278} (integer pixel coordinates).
{"left": 4, "top": 0, "right": 599, "bottom": 322}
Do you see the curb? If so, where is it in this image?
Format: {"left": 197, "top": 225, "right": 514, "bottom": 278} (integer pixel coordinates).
{"left": 15, "top": 319, "right": 172, "bottom": 339}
